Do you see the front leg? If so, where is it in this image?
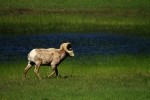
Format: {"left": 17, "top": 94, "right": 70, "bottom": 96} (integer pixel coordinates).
{"left": 48, "top": 68, "right": 56, "bottom": 77}
{"left": 48, "top": 61, "right": 56, "bottom": 78}
{"left": 48, "top": 67, "right": 59, "bottom": 78}
{"left": 55, "top": 67, "right": 58, "bottom": 77}
{"left": 48, "top": 60, "right": 59, "bottom": 78}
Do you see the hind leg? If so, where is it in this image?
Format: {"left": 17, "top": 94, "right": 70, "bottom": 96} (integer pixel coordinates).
{"left": 34, "top": 62, "right": 41, "bottom": 79}
{"left": 23, "top": 61, "right": 33, "bottom": 79}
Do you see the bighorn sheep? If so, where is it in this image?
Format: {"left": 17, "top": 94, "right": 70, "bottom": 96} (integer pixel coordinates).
{"left": 23, "top": 42, "right": 74, "bottom": 79}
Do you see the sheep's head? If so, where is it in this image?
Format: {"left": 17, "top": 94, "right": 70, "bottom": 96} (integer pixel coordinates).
{"left": 60, "top": 42, "right": 75, "bottom": 57}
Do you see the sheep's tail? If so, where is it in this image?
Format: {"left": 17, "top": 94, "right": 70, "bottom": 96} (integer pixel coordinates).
{"left": 27, "top": 54, "right": 30, "bottom": 61}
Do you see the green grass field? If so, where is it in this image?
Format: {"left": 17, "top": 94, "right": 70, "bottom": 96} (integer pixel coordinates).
{"left": 0, "top": 0, "right": 150, "bottom": 36}
{"left": 0, "top": 55, "right": 150, "bottom": 100}
{"left": 0, "top": 0, "right": 150, "bottom": 99}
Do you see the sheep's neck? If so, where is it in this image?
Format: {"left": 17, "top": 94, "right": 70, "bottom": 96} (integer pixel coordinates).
{"left": 59, "top": 49, "right": 66, "bottom": 59}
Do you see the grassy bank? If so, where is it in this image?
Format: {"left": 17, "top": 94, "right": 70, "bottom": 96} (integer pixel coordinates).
{"left": 0, "top": 55, "right": 150, "bottom": 100}
{"left": 0, "top": 14, "right": 150, "bottom": 36}
{"left": 0, "top": 0, "right": 150, "bottom": 36}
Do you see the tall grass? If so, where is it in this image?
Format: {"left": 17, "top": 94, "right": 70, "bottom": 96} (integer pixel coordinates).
{"left": 0, "top": 14, "right": 150, "bottom": 36}
{"left": 0, "top": 55, "right": 150, "bottom": 100}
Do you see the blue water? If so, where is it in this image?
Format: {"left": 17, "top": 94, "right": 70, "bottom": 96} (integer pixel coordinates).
{"left": 0, "top": 33, "right": 150, "bottom": 62}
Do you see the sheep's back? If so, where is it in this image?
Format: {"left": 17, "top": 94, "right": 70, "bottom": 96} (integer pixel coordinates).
{"left": 28, "top": 48, "right": 60, "bottom": 64}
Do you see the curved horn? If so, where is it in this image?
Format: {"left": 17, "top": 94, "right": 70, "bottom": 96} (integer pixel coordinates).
{"left": 60, "top": 42, "right": 74, "bottom": 57}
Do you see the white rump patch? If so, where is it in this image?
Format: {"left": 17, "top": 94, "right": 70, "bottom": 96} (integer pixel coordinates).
{"left": 28, "top": 49, "right": 37, "bottom": 61}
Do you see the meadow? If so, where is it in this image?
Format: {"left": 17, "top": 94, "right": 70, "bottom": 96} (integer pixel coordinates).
{"left": 0, "top": 55, "right": 150, "bottom": 100}
{"left": 0, "top": 0, "right": 150, "bottom": 36}
{"left": 0, "top": 0, "right": 150, "bottom": 100}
